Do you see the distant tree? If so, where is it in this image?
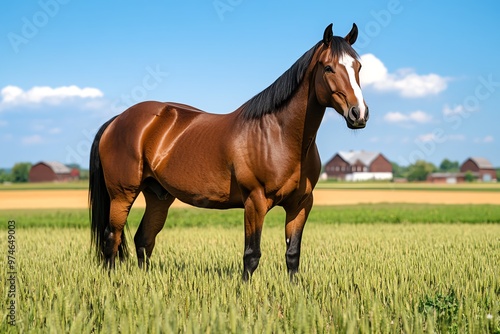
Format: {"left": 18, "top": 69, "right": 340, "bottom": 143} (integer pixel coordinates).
{"left": 11, "top": 162, "right": 32, "bottom": 183}
{"left": 66, "top": 163, "right": 81, "bottom": 170}
{"left": 407, "top": 160, "right": 436, "bottom": 182}
{"left": 79, "top": 169, "right": 89, "bottom": 180}
{"left": 497, "top": 168, "right": 500, "bottom": 181}
{"left": 0, "top": 169, "right": 12, "bottom": 183}
{"left": 464, "top": 171, "right": 476, "bottom": 182}
{"left": 391, "top": 162, "right": 408, "bottom": 178}
{"left": 439, "top": 159, "right": 459, "bottom": 172}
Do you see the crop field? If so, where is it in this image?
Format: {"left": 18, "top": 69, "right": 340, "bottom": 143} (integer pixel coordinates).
{"left": 3, "top": 182, "right": 496, "bottom": 211}
{"left": 1, "top": 206, "right": 500, "bottom": 333}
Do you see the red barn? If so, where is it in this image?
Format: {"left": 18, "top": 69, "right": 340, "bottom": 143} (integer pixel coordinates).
{"left": 29, "top": 161, "right": 79, "bottom": 182}
{"left": 460, "top": 157, "right": 497, "bottom": 182}
{"left": 428, "top": 157, "right": 497, "bottom": 183}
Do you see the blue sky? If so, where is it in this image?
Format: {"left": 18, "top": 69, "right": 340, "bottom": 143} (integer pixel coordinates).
{"left": 1, "top": 0, "right": 499, "bottom": 168}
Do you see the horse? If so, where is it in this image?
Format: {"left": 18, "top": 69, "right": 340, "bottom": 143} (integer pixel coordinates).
{"left": 89, "top": 23, "right": 368, "bottom": 280}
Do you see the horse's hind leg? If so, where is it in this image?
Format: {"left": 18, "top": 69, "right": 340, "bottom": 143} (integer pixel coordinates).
{"left": 134, "top": 184, "right": 174, "bottom": 269}
{"left": 104, "top": 193, "right": 137, "bottom": 268}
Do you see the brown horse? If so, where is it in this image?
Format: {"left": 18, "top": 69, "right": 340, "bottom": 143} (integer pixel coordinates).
{"left": 89, "top": 23, "right": 368, "bottom": 280}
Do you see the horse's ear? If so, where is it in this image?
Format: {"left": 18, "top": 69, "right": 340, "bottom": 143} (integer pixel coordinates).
{"left": 323, "top": 23, "right": 333, "bottom": 46}
{"left": 344, "top": 23, "right": 358, "bottom": 45}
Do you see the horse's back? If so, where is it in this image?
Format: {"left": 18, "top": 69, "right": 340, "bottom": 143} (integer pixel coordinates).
{"left": 104, "top": 101, "right": 242, "bottom": 207}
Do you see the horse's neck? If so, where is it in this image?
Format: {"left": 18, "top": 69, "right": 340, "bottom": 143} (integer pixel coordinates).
{"left": 276, "top": 75, "right": 326, "bottom": 156}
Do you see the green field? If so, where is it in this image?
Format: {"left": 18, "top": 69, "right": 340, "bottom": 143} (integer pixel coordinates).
{"left": 0, "top": 180, "right": 88, "bottom": 191}
{"left": 1, "top": 206, "right": 500, "bottom": 333}
{"left": 2, "top": 203, "right": 500, "bottom": 229}
{"left": 2, "top": 180, "right": 500, "bottom": 192}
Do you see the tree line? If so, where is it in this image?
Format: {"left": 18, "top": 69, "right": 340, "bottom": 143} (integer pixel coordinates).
{"left": 0, "top": 162, "right": 32, "bottom": 183}
{"left": 392, "top": 159, "right": 500, "bottom": 182}
{"left": 0, "top": 163, "right": 89, "bottom": 183}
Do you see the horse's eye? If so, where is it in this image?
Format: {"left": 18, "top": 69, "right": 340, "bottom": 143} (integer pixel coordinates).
{"left": 325, "top": 66, "right": 334, "bottom": 73}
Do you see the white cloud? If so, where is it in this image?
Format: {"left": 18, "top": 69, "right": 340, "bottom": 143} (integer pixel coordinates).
{"left": 21, "top": 134, "right": 43, "bottom": 145}
{"left": 384, "top": 112, "right": 407, "bottom": 123}
{"left": 48, "top": 127, "right": 62, "bottom": 134}
{"left": 0, "top": 85, "right": 104, "bottom": 109}
{"left": 442, "top": 104, "right": 465, "bottom": 116}
{"left": 409, "top": 110, "right": 433, "bottom": 123}
{"left": 384, "top": 110, "right": 432, "bottom": 124}
{"left": 442, "top": 104, "right": 479, "bottom": 117}
{"left": 417, "top": 133, "right": 437, "bottom": 143}
{"left": 474, "top": 135, "right": 494, "bottom": 143}
{"left": 360, "top": 54, "right": 449, "bottom": 98}
{"left": 416, "top": 133, "right": 465, "bottom": 143}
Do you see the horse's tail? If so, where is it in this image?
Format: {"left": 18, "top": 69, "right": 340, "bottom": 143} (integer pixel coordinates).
{"left": 89, "top": 115, "right": 129, "bottom": 261}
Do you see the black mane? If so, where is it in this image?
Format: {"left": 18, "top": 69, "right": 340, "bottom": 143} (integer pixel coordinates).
{"left": 241, "top": 36, "right": 359, "bottom": 120}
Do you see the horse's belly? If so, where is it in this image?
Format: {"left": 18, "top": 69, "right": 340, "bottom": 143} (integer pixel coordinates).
{"left": 176, "top": 194, "right": 244, "bottom": 209}
{"left": 154, "top": 158, "right": 243, "bottom": 209}
{"left": 165, "top": 182, "right": 244, "bottom": 209}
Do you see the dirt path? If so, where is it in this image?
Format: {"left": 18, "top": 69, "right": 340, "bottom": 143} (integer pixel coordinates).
{"left": 1, "top": 189, "right": 499, "bottom": 210}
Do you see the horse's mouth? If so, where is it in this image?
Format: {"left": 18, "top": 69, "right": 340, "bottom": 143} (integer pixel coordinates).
{"left": 345, "top": 118, "right": 366, "bottom": 130}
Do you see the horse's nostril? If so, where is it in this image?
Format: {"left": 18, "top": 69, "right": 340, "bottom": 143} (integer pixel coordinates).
{"left": 349, "top": 106, "right": 360, "bottom": 121}
{"left": 365, "top": 107, "right": 369, "bottom": 121}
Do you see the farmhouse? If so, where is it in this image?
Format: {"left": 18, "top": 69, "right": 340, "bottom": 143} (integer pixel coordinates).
{"left": 29, "top": 161, "right": 79, "bottom": 182}
{"left": 324, "top": 151, "right": 393, "bottom": 181}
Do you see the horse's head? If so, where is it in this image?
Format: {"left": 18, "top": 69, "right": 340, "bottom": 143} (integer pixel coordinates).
{"left": 314, "top": 23, "right": 368, "bottom": 129}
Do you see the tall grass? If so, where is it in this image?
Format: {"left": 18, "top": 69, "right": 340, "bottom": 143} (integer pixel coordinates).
{"left": 2, "top": 203, "right": 500, "bottom": 230}
{"left": 1, "top": 224, "right": 499, "bottom": 333}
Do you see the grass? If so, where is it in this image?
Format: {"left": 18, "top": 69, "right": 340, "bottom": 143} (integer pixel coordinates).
{"left": 1, "top": 223, "right": 499, "bottom": 333}
{"left": 2, "top": 203, "right": 500, "bottom": 229}
{"left": 0, "top": 180, "right": 88, "bottom": 191}
{"left": 1, "top": 206, "right": 499, "bottom": 332}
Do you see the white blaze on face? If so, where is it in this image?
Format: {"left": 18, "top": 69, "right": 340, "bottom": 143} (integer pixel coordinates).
{"left": 339, "top": 53, "right": 366, "bottom": 120}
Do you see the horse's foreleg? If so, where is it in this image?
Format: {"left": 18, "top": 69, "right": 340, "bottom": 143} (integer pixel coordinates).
{"left": 134, "top": 187, "right": 174, "bottom": 269}
{"left": 242, "top": 191, "right": 268, "bottom": 281}
{"left": 284, "top": 194, "right": 313, "bottom": 281}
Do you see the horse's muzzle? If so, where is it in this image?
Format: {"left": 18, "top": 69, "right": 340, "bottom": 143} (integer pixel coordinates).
{"left": 346, "top": 106, "right": 368, "bottom": 129}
